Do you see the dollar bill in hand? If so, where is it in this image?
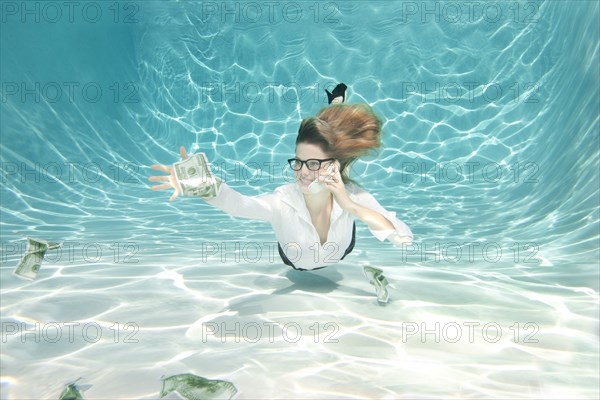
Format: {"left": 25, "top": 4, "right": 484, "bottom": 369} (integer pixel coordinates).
{"left": 173, "top": 153, "right": 222, "bottom": 200}
{"left": 13, "top": 237, "right": 62, "bottom": 281}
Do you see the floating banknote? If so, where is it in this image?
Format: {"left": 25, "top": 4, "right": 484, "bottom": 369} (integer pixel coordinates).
{"left": 160, "top": 373, "right": 237, "bottom": 400}
{"left": 13, "top": 237, "right": 62, "bottom": 281}
{"left": 58, "top": 377, "right": 86, "bottom": 400}
{"left": 173, "top": 153, "right": 222, "bottom": 200}
{"left": 363, "top": 265, "right": 390, "bottom": 303}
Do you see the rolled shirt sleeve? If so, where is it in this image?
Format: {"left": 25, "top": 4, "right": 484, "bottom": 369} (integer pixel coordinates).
{"left": 350, "top": 186, "right": 413, "bottom": 243}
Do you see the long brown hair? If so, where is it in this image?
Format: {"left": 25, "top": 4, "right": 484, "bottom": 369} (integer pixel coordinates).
{"left": 295, "top": 103, "right": 383, "bottom": 188}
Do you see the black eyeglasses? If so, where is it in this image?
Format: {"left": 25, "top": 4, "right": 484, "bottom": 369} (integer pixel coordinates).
{"left": 288, "top": 158, "right": 335, "bottom": 171}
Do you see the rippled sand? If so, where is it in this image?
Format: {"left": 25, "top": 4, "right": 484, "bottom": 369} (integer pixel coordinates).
{"left": 1, "top": 238, "right": 598, "bottom": 398}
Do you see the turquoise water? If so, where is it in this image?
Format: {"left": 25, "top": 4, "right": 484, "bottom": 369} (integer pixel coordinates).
{"left": 1, "top": 0, "right": 599, "bottom": 398}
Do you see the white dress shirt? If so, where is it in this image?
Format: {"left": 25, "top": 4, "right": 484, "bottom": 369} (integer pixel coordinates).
{"left": 203, "top": 180, "right": 413, "bottom": 270}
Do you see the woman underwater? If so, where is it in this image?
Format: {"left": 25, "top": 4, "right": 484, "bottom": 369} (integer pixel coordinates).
{"left": 149, "top": 85, "right": 413, "bottom": 301}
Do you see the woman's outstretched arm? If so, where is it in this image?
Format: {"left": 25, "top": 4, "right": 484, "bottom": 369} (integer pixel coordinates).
{"left": 202, "top": 178, "right": 275, "bottom": 222}
{"left": 149, "top": 146, "right": 275, "bottom": 222}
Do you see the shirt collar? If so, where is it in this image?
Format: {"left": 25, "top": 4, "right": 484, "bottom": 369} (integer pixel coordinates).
{"left": 280, "top": 183, "right": 344, "bottom": 225}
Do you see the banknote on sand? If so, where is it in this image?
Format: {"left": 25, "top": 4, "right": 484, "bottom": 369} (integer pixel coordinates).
{"left": 363, "top": 265, "right": 390, "bottom": 303}
{"left": 160, "top": 373, "right": 238, "bottom": 400}
{"left": 13, "top": 237, "right": 62, "bottom": 281}
{"left": 58, "top": 377, "right": 89, "bottom": 400}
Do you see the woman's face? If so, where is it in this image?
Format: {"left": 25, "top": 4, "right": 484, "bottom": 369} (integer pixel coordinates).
{"left": 294, "top": 143, "right": 334, "bottom": 193}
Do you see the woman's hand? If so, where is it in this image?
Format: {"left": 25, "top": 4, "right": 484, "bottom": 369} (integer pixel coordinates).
{"left": 148, "top": 146, "right": 189, "bottom": 202}
{"left": 320, "top": 160, "right": 354, "bottom": 210}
